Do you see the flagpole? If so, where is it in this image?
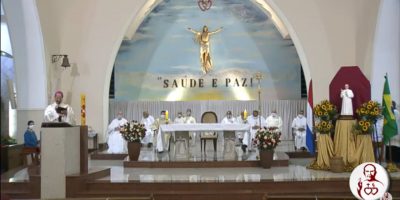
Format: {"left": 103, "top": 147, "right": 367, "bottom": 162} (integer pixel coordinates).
{"left": 373, "top": 123, "right": 380, "bottom": 164}
{"left": 383, "top": 73, "right": 398, "bottom": 172}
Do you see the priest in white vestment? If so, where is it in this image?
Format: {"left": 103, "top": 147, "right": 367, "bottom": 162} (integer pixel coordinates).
{"left": 291, "top": 110, "right": 307, "bottom": 151}
{"left": 340, "top": 84, "right": 354, "bottom": 115}
{"left": 152, "top": 110, "right": 170, "bottom": 152}
{"left": 184, "top": 109, "right": 197, "bottom": 145}
{"left": 235, "top": 111, "right": 248, "bottom": 145}
{"left": 141, "top": 111, "right": 155, "bottom": 147}
{"left": 107, "top": 111, "right": 128, "bottom": 153}
{"left": 174, "top": 112, "right": 185, "bottom": 124}
{"left": 242, "top": 110, "right": 266, "bottom": 152}
{"left": 44, "top": 91, "right": 76, "bottom": 125}
{"left": 221, "top": 111, "right": 236, "bottom": 124}
{"left": 265, "top": 110, "right": 283, "bottom": 132}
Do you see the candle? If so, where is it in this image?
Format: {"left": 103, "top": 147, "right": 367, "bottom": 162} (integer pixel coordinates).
{"left": 165, "top": 110, "right": 169, "bottom": 121}
{"left": 244, "top": 109, "right": 247, "bottom": 120}
{"left": 80, "top": 94, "right": 86, "bottom": 126}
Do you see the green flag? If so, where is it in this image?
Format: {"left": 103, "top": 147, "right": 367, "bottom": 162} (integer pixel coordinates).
{"left": 382, "top": 75, "right": 398, "bottom": 144}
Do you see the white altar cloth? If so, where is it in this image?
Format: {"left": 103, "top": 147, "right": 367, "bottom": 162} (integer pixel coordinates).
{"left": 156, "top": 123, "right": 250, "bottom": 152}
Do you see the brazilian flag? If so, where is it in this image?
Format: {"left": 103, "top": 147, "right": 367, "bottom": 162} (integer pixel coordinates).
{"left": 382, "top": 75, "right": 398, "bottom": 144}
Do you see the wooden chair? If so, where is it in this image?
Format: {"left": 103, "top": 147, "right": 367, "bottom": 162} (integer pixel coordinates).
{"left": 200, "top": 111, "right": 218, "bottom": 152}
{"left": 21, "top": 147, "right": 40, "bottom": 165}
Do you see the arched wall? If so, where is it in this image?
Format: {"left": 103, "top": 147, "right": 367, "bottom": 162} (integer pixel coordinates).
{"left": 3, "top": 0, "right": 47, "bottom": 143}
{"left": 371, "top": 0, "right": 400, "bottom": 103}
{"left": 31, "top": 0, "right": 390, "bottom": 143}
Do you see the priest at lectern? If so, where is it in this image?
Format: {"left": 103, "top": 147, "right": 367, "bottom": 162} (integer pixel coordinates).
{"left": 44, "top": 91, "right": 76, "bottom": 125}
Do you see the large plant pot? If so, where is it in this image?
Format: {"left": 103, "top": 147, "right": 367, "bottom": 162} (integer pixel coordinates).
{"left": 127, "top": 142, "right": 141, "bottom": 161}
{"left": 259, "top": 150, "right": 274, "bottom": 168}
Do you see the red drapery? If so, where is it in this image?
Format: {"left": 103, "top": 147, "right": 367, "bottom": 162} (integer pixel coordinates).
{"left": 329, "top": 66, "right": 371, "bottom": 116}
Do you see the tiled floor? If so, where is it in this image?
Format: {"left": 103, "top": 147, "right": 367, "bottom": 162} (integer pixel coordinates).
{"left": 94, "top": 158, "right": 400, "bottom": 183}
{"left": 5, "top": 140, "right": 400, "bottom": 184}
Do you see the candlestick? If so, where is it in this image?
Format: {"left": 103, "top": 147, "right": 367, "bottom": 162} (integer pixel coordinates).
{"left": 80, "top": 94, "right": 86, "bottom": 126}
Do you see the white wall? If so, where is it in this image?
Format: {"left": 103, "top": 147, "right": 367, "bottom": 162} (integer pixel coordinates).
{"left": 371, "top": 0, "right": 400, "bottom": 104}
{"left": 3, "top": 0, "right": 47, "bottom": 143}
{"left": 36, "top": 0, "right": 148, "bottom": 143}
{"left": 268, "top": 0, "right": 381, "bottom": 102}
{"left": 3, "top": 0, "right": 47, "bottom": 109}
{"left": 27, "top": 0, "right": 396, "bottom": 143}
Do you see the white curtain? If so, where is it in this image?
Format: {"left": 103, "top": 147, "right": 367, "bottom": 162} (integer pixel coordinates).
{"left": 109, "top": 99, "right": 306, "bottom": 140}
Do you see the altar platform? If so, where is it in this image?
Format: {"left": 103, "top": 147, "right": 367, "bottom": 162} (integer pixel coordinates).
{"left": 2, "top": 158, "right": 400, "bottom": 199}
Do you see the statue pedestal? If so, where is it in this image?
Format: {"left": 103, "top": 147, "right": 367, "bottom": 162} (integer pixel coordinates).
{"left": 333, "top": 119, "right": 357, "bottom": 171}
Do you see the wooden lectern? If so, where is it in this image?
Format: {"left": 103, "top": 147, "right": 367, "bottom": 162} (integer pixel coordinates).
{"left": 40, "top": 123, "right": 88, "bottom": 199}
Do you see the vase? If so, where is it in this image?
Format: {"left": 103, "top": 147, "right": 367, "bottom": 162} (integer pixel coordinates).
{"left": 259, "top": 150, "right": 274, "bottom": 168}
{"left": 127, "top": 142, "right": 141, "bottom": 161}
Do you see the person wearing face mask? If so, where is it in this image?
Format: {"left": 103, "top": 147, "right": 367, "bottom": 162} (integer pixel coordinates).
{"left": 44, "top": 91, "right": 75, "bottom": 125}
{"left": 24, "top": 120, "right": 39, "bottom": 148}
{"left": 184, "top": 109, "right": 197, "bottom": 146}
{"left": 152, "top": 110, "right": 171, "bottom": 152}
{"left": 265, "top": 110, "right": 283, "bottom": 132}
{"left": 107, "top": 111, "right": 128, "bottom": 153}
{"left": 221, "top": 111, "right": 236, "bottom": 124}
{"left": 235, "top": 111, "right": 248, "bottom": 145}
{"left": 243, "top": 110, "right": 266, "bottom": 152}
{"left": 174, "top": 112, "right": 185, "bottom": 124}
{"left": 291, "top": 110, "right": 307, "bottom": 151}
{"left": 141, "top": 111, "right": 155, "bottom": 148}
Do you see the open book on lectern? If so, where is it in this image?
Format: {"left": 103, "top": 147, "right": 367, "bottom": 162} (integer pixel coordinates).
{"left": 56, "top": 106, "right": 67, "bottom": 115}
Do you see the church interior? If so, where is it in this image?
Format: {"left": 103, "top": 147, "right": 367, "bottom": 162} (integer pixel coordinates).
{"left": 1, "top": 0, "right": 399, "bottom": 199}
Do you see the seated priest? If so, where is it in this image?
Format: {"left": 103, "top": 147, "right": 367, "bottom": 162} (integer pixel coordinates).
{"left": 221, "top": 111, "right": 236, "bottom": 124}
{"left": 184, "top": 109, "right": 197, "bottom": 146}
{"left": 106, "top": 111, "right": 128, "bottom": 153}
{"left": 174, "top": 112, "right": 185, "bottom": 124}
{"left": 44, "top": 91, "right": 75, "bottom": 125}
{"left": 291, "top": 110, "right": 307, "bottom": 151}
{"left": 235, "top": 111, "right": 247, "bottom": 145}
{"left": 141, "top": 111, "right": 155, "bottom": 148}
{"left": 242, "top": 110, "right": 266, "bottom": 152}
{"left": 266, "top": 110, "right": 283, "bottom": 132}
{"left": 152, "top": 110, "right": 171, "bottom": 152}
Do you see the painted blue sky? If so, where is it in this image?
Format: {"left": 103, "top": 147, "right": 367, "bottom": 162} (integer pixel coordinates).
{"left": 114, "top": 0, "right": 301, "bottom": 101}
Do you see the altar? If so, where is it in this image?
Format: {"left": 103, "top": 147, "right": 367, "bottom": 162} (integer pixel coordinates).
{"left": 156, "top": 123, "right": 251, "bottom": 152}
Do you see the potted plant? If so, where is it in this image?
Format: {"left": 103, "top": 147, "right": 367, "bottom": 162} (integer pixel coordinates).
{"left": 120, "top": 121, "right": 146, "bottom": 161}
{"left": 253, "top": 127, "right": 281, "bottom": 168}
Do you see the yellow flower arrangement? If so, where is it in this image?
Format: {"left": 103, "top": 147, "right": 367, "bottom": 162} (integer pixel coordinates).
{"left": 313, "top": 100, "right": 338, "bottom": 121}
{"left": 355, "top": 101, "right": 381, "bottom": 122}
{"left": 354, "top": 101, "right": 381, "bottom": 135}
{"left": 315, "top": 120, "right": 333, "bottom": 134}
{"left": 354, "top": 119, "right": 374, "bottom": 135}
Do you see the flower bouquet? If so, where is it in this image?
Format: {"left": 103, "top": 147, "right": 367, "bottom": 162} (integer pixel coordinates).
{"left": 314, "top": 120, "right": 334, "bottom": 134}
{"left": 120, "top": 120, "right": 146, "bottom": 142}
{"left": 254, "top": 127, "right": 281, "bottom": 168}
{"left": 354, "top": 101, "right": 381, "bottom": 135}
{"left": 355, "top": 100, "right": 381, "bottom": 122}
{"left": 314, "top": 100, "right": 337, "bottom": 121}
{"left": 253, "top": 127, "right": 282, "bottom": 151}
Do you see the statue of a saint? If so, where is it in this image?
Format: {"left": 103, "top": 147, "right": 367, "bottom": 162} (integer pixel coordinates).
{"left": 187, "top": 25, "right": 223, "bottom": 74}
{"left": 340, "top": 84, "right": 354, "bottom": 115}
